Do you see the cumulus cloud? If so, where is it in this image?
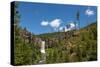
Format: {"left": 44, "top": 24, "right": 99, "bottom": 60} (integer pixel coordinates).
{"left": 41, "top": 19, "right": 62, "bottom": 31}
{"left": 49, "top": 19, "right": 61, "bottom": 30}
{"left": 68, "top": 22, "right": 76, "bottom": 31}
{"left": 40, "top": 18, "right": 77, "bottom": 32}
{"left": 59, "top": 22, "right": 76, "bottom": 32}
{"left": 85, "top": 8, "right": 94, "bottom": 16}
{"left": 65, "top": 27, "right": 70, "bottom": 31}
{"left": 41, "top": 21, "right": 49, "bottom": 26}
{"left": 59, "top": 26, "right": 64, "bottom": 31}
{"left": 70, "top": 22, "right": 76, "bottom": 29}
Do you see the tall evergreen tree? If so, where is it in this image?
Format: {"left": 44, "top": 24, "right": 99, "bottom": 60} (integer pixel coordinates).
{"left": 76, "top": 10, "right": 80, "bottom": 29}
{"left": 14, "top": 2, "right": 20, "bottom": 27}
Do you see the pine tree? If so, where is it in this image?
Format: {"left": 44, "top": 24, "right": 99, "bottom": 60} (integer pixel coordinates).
{"left": 76, "top": 10, "right": 80, "bottom": 29}
{"left": 14, "top": 2, "right": 20, "bottom": 27}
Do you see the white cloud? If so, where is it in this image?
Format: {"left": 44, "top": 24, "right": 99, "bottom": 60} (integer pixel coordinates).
{"left": 49, "top": 19, "right": 61, "bottom": 30}
{"left": 65, "top": 27, "right": 70, "bottom": 32}
{"left": 59, "top": 26, "right": 63, "bottom": 31}
{"left": 70, "top": 22, "right": 76, "bottom": 29}
{"left": 85, "top": 8, "right": 94, "bottom": 16}
{"left": 61, "top": 22, "right": 76, "bottom": 32}
{"left": 41, "top": 19, "right": 62, "bottom": 31}
{"left": 41, "top": 21, "right": 49, "bottom": 26}
{"left": 40, "top": 19, "right": 77, "bottom": 32}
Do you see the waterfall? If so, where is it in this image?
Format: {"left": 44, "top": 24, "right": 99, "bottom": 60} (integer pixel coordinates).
{"left": 40, "top": 41, "right": 45, "bottom": 53}
{"left": 39, "top": 41, "right": 46, "bottom": 64}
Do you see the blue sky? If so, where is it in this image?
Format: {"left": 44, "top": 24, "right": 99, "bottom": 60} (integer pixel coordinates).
{"left": 18, "top": 2, "right": 97, "bottom": 35}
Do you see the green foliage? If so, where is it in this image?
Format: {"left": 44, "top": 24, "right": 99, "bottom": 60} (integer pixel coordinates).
{"left": 39, "top": 22, "right": 97, "bottom": 63}
{"left": 14, "top": 2, "right": 41, "bottom": 65}
{"left": 14, "top": 35, "right": 41, "bottom": 65}
{"left": 14, "top": 12, "right": 97, "bottom": 65}
{"left": 14, "top": 1, "right": 20, "bottom": 26}
{"left": 13, "top": 2, "right": 97, "bottom": 64}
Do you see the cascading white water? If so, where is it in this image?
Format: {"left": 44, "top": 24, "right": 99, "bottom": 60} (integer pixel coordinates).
{"left": 39, "top": 41, "right": 46, "bottom": 64}
{"left": 40, "top": 41, "right": 45, "bottom": 53}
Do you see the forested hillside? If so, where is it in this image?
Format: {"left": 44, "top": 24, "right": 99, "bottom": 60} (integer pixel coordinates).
{"left": 38, "top": 22, "right": 97, "bottom": 63}
{"left": 13, "top": 2, "right": 97, "bottom": 65}
{"left": 14, "top": 22, "right": 97, "bottom": 65}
